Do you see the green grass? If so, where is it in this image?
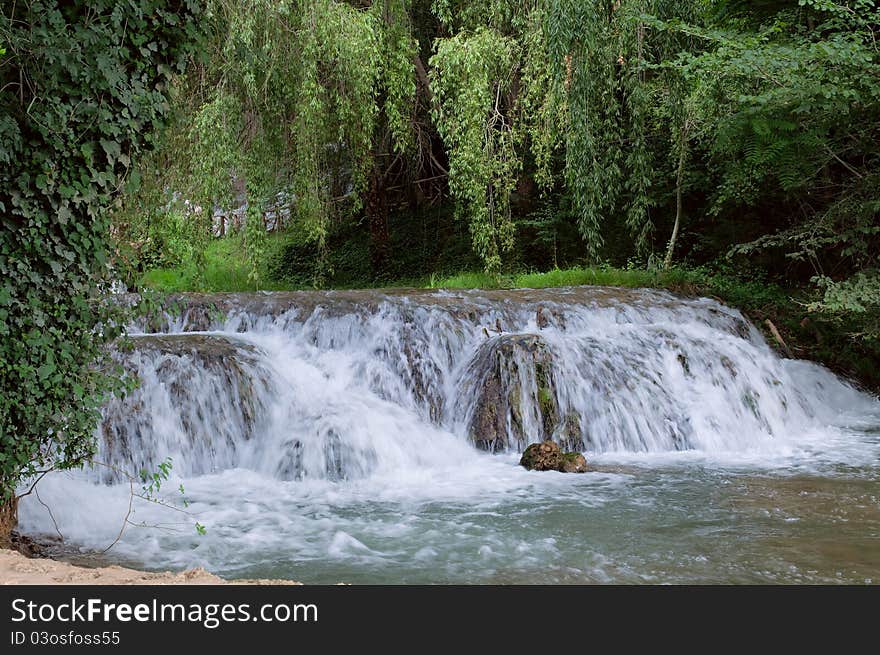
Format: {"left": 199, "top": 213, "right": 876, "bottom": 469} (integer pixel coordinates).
{"left": 144, "top": 244, "right": 707, "bottom": 294}
{"left": 424, "top": 271, "right": 496, "bottom": 289}
{"left": 140, "top": 235, "right": 290, "bottom": 293}
{"left": 424, "top": 266, "right": 698, "bottom": 291}
{"left": 143, "top": 248, "right": 756, "bottom": 299}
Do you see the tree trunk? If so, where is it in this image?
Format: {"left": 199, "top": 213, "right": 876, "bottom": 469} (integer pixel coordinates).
{"left": 414, "top": 54, "right": 436, "bottom": 109}
{"left": 664, "top": 123, "right": 689, "bottom": 270}
{"left": 367, "top": 168, "right": 390, "bottom": 280}
{"left": 0, "top": 495, "right": 18, "bottom": 548}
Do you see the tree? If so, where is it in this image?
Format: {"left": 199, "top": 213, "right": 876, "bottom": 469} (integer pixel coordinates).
{"left": 117, "top": 0, "right": 443, "bottom": 285}
{"left": 664, "top": 0, "right": 880, "bottom": 336}
{"left": 0, "top": 0, "right": 201, "bottom": 543}
{"left": 430, "top": 27, "right": 520, "bottom": 273}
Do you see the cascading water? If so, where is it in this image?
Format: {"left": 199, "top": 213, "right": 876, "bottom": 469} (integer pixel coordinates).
{"left": 19, "top": 287, "right": 880, "bottom": 583}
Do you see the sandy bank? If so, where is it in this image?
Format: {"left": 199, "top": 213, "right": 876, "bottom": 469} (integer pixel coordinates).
{"left": 0, "top": 550, "right": 299, "bottom": 585}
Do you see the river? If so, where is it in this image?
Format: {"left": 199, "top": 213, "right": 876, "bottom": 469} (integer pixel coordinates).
{"left": 18, "top": 287, "right": 880, "bottom": 583}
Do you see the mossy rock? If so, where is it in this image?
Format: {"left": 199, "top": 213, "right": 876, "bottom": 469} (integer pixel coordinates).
{"left": 559, "top": 451, "right": 588, "bottom": 473}
{"left": 466, "top": 333, "right": 560, "bottom": 451}
{"left": 520, "top": 440, "right": 562, "bottom": 471}
{"left": 520, "top": 441, "right": 587, "bottom": 473}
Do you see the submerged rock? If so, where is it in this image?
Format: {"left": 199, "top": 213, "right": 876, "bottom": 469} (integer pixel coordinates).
{"left": 519, "top": 440, "right": 587, "bottom": 473}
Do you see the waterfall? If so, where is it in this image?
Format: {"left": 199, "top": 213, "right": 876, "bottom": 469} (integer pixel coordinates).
{"left": 99, "top": 287, "right": 873, "bottom": 480}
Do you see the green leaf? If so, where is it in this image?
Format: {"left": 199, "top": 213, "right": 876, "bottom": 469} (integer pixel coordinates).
{"left": 37, "top": 363, "right": 56, "bottom": 380}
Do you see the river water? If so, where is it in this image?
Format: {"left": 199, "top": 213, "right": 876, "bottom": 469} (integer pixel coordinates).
{"left": 18, "top": 288, "right": 880, "bottom": 583}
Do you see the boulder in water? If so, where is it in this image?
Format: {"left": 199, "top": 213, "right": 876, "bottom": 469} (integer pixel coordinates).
{"left": 520, "top": 440, "right": 587, "bottom": 473}
{"left": 520, "top": 440, "right": 562, "bottom": 470}
{"left": 466, "top": 334, "right": 562, "bottom": 452}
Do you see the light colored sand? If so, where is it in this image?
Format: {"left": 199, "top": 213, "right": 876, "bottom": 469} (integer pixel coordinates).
{"left": 0, "top": 550, "right": 300, "bottom": 585}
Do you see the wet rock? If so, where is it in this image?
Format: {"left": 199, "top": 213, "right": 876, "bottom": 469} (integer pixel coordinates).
{"left": 9, "top": 531, "right": 53, "bottom": 558}
{"left": 402, "top": 339, "right": 444, "bottom": 422}
{"left": 275, "top": 430, "right": 358, "bottom": 481}
{"left": 677, "top": 353, "right": 691, "bottom": 376}
{"left": 536, "top": 306, "right": 549, "bottom": 329}
{"left": 558, "top": 412, "right": 583, "bottom": 452}
{"left": 100, "top": 334, "right": 271, "bottom": 481}
{"left": 534, "top": 304, "right": 566, "bottom": 330}
{"left": 559, "top": 451, "right": 588, "bottom": 473}
{"left": 119, "top": 333, "right": 257, "bottom": 360}
{"left": 704, "top": 305, "right": 754, "bottom": 341}
{"left": 520, "top": 440, "right": 562, "bottom": 471}
{"left": 720, "top": 355, "right": 737, "bottom": 377}
{"left": 520, "top": 441, "right": 587, "bottom": 473}
{"left": 465, "top": 334, "right": 560, "bottom": 452}
{"left": 127, "top": 286, "right": 689, "bottom": 333}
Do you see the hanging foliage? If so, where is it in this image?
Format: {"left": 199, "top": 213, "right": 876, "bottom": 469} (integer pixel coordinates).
{"left": 430, "top": 28, "right": 521, "bottom": 272}
{"left": 115, "top": 0, "right": 426, "bottom": 284}
{"left": 542, "top": 0, "right": 656, "bottom": 257}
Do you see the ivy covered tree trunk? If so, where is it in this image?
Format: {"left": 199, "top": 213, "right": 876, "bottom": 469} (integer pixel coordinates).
{"left": 0, "top": 1, "right": 201, "bottom": 520}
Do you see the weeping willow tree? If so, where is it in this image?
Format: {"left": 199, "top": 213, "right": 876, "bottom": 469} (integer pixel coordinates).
{"left": 542, "top": 0, "right": 709, "bottom": 260}
{"left": 540, "top": 0, "right": 651, "bottom": 257}
{"left": 114, "top": 0, "right": 711, "bottom": 277}
{"left": 428, "top": 1, "right": 554, "bottom": 273}
{"left": 430, "top": 28, "right": 520, "bottom": 273}
{"left": 427, "top": 1, "right": 701, "bottom": 270}
{"left": 364, "top": 0, "right": 419, "bottom": 276}
{"left": 115, "top": 0, "right": 420, "bottom": 284}
{"left": 193, "top": 0, "right": 384, "bottom": 283}
{"left": 428, "top": 0, "right": 648, "bottom": 270}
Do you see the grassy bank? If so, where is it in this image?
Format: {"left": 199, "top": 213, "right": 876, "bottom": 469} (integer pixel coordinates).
{"left": 428, "top": 266, "right": 694, "bottom": 291}
{"left": 139, "top": 241, "right": 691, "bottom": 294}
{"left": 140, "top": 235, "right": 291, "bottom": 293}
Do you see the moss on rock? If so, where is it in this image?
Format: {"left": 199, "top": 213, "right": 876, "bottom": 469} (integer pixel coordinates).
{"left": 467, "top": 334, "right": 561, "bottom": 451}
{"left": 520, "top": 440, "right": 587, "bottom": 473}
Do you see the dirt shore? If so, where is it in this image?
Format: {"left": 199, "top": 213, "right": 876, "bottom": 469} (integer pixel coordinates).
{"left": 0, "top": 550, "right": 299, "bottom": 585}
